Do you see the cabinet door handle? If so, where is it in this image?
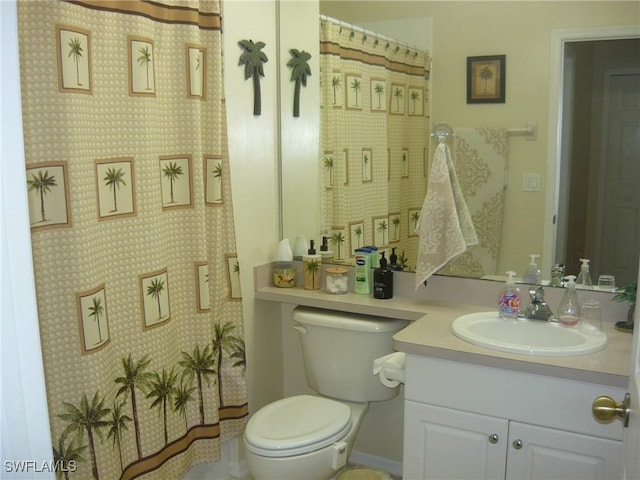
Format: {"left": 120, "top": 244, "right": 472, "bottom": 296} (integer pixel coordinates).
{"left": 512, "top": 439, "right": 523, "bottom": 449}
{"left": 488, "top": 433, "right": 499, "bottom": 444}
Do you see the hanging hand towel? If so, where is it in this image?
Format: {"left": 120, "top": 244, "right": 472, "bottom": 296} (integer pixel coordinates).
{"left": 414, "top": 143, "right": 478, "bottom": 289}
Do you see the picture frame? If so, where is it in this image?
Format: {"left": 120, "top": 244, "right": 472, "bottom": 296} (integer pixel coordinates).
{"left": 467, "top": 54, "right": 505, "bottom": 104}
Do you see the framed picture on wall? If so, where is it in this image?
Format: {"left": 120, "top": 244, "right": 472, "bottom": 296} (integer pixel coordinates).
{"left": 467, "top": 54, "right": 505, "bottom": 104}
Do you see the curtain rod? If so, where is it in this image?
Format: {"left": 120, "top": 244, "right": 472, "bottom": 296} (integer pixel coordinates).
{"left": 320, "top": 13, "right": 423, "bottom": 55}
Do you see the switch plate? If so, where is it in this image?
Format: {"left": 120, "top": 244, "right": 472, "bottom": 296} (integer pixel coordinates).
{"left": 522, "top": 173, "right": 541, "bottom": 192}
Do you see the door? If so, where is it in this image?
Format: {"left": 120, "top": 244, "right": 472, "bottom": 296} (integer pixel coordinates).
{"left": 597, "top": 72, "right": 640, "bottom": 285}
{"left": 622, "top": 263, "right": 640, "bottom": 479}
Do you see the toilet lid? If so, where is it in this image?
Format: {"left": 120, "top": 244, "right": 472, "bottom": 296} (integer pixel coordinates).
{"left": 244, "top": 395, "right": 352, "bottom": 457}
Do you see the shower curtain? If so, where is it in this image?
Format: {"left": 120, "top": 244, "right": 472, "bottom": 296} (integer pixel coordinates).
{"left": 18, "top": 1, "right": 247, "bottom": 479}
{"left": 320, "top": 18, "right": 430, "bottom": 269}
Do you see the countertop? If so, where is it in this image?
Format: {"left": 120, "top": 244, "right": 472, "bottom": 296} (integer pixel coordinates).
{"left": 254, "top": 264, "right": 632, "bottom": 388}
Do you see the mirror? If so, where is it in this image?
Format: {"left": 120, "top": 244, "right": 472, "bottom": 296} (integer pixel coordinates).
{"left": 281, "top": 1, "right": 640, "bottom": 286}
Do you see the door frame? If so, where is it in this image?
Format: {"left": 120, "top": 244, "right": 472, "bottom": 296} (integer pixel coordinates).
{"left": 543, "top": 25, "right": 640, "bottom": 279}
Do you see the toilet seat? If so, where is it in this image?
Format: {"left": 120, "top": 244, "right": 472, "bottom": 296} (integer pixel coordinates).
{"left": 244, "top": 395, "right": 352, "bottom": 457}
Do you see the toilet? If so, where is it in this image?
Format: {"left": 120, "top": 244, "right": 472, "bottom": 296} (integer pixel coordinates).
{"left": 243, "top": 306, "right": 407, "bottom": 480}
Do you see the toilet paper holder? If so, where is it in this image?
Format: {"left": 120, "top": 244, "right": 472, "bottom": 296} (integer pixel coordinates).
{"left": 373, "top": 352, "right": 406, "bottom": 388}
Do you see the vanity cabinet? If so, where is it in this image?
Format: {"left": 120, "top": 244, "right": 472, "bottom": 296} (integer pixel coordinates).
{"left": 403, "top": 354, "right": 625, "bottom": 480}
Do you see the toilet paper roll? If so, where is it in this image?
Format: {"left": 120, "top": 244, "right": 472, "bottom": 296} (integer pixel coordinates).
{"left": 372, "top": 352, "right": 406, "bottom": 388}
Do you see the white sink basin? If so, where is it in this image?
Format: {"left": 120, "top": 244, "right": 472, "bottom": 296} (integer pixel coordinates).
{"left": 452, "top": 311, "right": 607, "bottom": 356}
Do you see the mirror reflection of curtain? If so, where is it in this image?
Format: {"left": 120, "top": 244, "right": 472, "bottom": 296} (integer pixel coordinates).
{"left": 440, "top": 128, "right": 508, "bottom": 278}
{"left": 18, "top": 2, "right": 247, "bottom": 479}
{"left": 320, "top": 18, "right": 430, "bottom": 268}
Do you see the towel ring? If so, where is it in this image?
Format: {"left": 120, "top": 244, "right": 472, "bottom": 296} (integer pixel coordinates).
{"left": 431, "top": 122, "right": 454, "bottom": 145}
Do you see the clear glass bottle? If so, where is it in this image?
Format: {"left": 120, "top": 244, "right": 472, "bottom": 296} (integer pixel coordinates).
{"left": 576, "top": 258, "right": 593, "bottom": 289}
{"left": 557, "top": 275, "right": 581, "bottom": 327}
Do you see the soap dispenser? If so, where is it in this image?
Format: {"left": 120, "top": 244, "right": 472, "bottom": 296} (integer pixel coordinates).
{"left": 498, "top": 271, "right": 521, "bottom": 319}
{"left": 319, "top": 236, "right": 333, "bottom": 262}
{"left": 373, "top": 251, "right": 393, "bottom": 299}
{"left": 522, "top": 254, "right": 541, "bottom": 284}
{"left": 576, "top": 258, "right": 593, "bottom": 289}
{"left": 302, "top": 240, "right": 322, "bottom": 290}
{"left": 557, "top": 275, "right": 581, "bottom": 327}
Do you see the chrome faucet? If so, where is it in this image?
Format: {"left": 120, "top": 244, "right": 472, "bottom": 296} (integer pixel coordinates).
{"left": 524, "top": 286, "right": 553, "bottom": 321}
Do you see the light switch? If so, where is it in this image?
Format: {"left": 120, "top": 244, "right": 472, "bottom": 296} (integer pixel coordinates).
{"left": 522, "top": 173, "right": 541, "bottom": 192}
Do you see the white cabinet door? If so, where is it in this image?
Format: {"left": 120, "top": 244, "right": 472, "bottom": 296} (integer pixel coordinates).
{"left": 403, "top": 400, "right": 508, "bottom": 480}
{"left": 506, "top": 421, "right": 622, "bottom": 480}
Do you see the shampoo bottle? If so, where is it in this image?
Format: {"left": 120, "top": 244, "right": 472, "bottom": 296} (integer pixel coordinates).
{"left": 522, "top": 254, "right": 541, "bottom": 284}
{"left": 354, "top": 248, "right": 371, "bottom": 295}
{"left": 557, "top": 275, "right": 581, "bottom": 327}
{"left": 302, "top": 240, "right": 322, "bottom": 290}
{"left": 576, "top": 258, "right": 593, "bottom": 289}
{"left": 498, "top": 271, "right": 521, "bottom": 319}
{"left": 373, "top": 252, "right": 393, "bottom": 299}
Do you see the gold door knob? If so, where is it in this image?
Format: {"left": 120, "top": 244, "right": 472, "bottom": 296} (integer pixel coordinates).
{"left": 592, "top": 393, "right": 630, "bottom": 427}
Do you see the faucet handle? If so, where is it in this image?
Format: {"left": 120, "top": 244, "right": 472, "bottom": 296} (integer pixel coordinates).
{"left": 529, "top": 286, "right": 545, "bottom": 303}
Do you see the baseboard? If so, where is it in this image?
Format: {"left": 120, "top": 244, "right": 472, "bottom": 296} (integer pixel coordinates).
{"left": 348, "top": 450, "right": 402, "bottom": 478}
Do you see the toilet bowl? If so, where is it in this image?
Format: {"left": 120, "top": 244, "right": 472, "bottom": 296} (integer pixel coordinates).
{"left": 243, "top": 307, "right": 408, "bottom": 480}
{"left": 244, "top": 395, "right": 369, "bottom": 480}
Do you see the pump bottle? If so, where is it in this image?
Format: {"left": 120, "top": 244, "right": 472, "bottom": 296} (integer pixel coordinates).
{"left": 302, "top": 240, "right": 322, "bottom": 290}
{"left": 522, "top": 254, "right": 541, "bottom": 284}
{"left": 498, "top": 271, "right": 521, "bottom": 319}
{"left": 557, "top": 275, "right": 581, "bottom": 327}
{"left": 576, "top": 258, "right": 593, "bottom": 289}
{"left": 373, "top": 252, "right": 393, "bottom": 299}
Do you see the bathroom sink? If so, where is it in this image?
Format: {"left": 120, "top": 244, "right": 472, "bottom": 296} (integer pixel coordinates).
{"left": 452, "top": 312, "right": 607, "bottom": 356}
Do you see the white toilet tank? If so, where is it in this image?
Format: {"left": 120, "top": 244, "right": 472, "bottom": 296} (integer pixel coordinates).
{"left": 292, "top": 306, "right": 408, "bottom": 402}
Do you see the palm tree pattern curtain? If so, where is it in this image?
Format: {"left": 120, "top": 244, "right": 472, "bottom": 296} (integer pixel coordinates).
{"left": 320, "top": 18, "right": 430, "bottom": 269}
{"left": 18, "top": 1, "right": 247, "bottom": 478}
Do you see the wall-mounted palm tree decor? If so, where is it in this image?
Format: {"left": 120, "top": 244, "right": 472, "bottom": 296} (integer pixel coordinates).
{"left": 205, "top": 155, "right": 224, "bottom": 204}
{"left": 76, "top": 285, "right": 110, "bottom": 353}
{"left": 95, "top": 158, "right": 136, "bottom": 220}
{"left": 186, "top": 44, "right": 206, "bottom": 99}
{"left": 238, "top": 39, "right": 268, "bottom": 116}
{"left": 56, "top": 24, "right": 92, "bottom": 94}
{"left": 128, "top": 36, "right": 156, "bottom": 96}
{"left": 140, "top": 269, "right": 171, "bottom": 329}
{"left": 287, "top": 48, "right": 312, "bottom": 117}
{"left": 370, "top": 78, "right": 386, "bottom": 112}
{"left": 160, "top": 155, "right": 193, "bottom": 209}
{"left": 26, "top": 162, "right": 71, "bottom": 229}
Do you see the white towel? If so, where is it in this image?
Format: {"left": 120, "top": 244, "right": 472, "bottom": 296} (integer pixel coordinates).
{"left": 414, "top": 143, "right": 478, "bottom": 289}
